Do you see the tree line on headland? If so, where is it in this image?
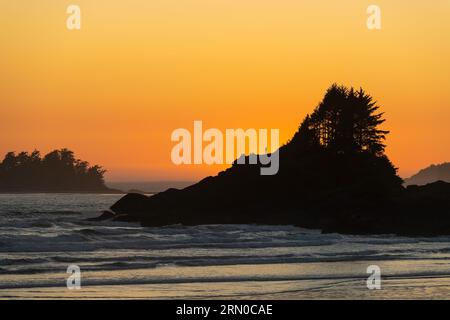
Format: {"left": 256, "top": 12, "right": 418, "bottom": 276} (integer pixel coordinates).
{"left": 0, "top": 148, "right": 112, "bottom": 192}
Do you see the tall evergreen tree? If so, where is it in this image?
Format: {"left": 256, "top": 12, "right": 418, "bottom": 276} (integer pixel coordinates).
{"left": 293, "top": 84, "right": 388, "bottom": 156}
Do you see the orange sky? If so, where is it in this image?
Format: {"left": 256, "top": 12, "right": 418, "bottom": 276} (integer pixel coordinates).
{"left": 1, "top": 0, "right": 449, "bottom": 181}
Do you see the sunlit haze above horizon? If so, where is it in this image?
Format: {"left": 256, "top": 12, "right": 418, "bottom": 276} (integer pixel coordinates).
{"left": 1, "top": 0, "right": 449, "bottom": 181}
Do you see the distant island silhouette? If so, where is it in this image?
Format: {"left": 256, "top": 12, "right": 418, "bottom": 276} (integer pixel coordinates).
{"left": 404, "top": 163, "right": 450, "bottom": 186}
{"left": 106, "top": 181, "right": 195, "bottom": 194}
{"left": 0, "top": 149, "right": 121, "bottom": 193}
{"left": 101, "top": 84, "right": 449, "bottom": 236}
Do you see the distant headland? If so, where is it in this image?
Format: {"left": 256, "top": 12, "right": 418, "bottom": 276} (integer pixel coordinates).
{"left": 404, "top": 163, "right": 450, "bottom": 186}
{"left": 0, "top": 149, "right": 121, "bottom": 193}
{"left": 104, "top": 84, "right": 450, "bottom": 236}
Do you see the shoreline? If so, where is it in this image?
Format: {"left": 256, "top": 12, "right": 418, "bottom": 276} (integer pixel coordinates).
{"left": 2, "top": 260, "right": 450, "bottom": 299}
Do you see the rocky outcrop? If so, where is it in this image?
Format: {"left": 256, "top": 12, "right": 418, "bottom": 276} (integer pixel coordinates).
{"left": 103, "top": 85, "right": 450, "bottom": 236}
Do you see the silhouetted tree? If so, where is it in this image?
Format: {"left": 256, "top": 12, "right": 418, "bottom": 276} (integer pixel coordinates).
{"left": 0, "top": 149, "right": 108, "bottom": 192}
{"left": 293, "top": 84, "right": 388, "bottom": 156}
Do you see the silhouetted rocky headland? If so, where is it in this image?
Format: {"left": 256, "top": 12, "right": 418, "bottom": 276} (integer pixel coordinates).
{"left": 107, "top": 85, "right": 450, "bottom": 236}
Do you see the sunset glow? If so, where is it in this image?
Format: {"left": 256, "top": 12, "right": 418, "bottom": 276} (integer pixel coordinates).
{"left": 1, "top": 0, "right": 449, "bottom": 180}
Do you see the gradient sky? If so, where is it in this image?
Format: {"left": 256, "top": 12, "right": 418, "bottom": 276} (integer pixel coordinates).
{"left": 1, "top": 0, "right": 449, "bottom": 181}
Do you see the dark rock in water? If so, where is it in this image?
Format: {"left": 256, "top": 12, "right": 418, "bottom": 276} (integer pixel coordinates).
{"left": 319, "top": 180, "right": 450, "bottom": 236}
{"left": 110, "top": 193, "right": 151, "bottom": 216}
{"left": 112, "top": 214, "right": 143, "bottom": 222}
{"left": 107, "top": 85, "right": 450, "bottom": 236}
{"left": 108, "top": 146, "right": 411, "bottom": 232}
{"left": 87, "top": 210, "right": 115, "bottom": 221}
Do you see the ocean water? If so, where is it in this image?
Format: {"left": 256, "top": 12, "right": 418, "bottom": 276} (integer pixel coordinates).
{"left": 1, "top": 193, "right": 450, "bottom": 299}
